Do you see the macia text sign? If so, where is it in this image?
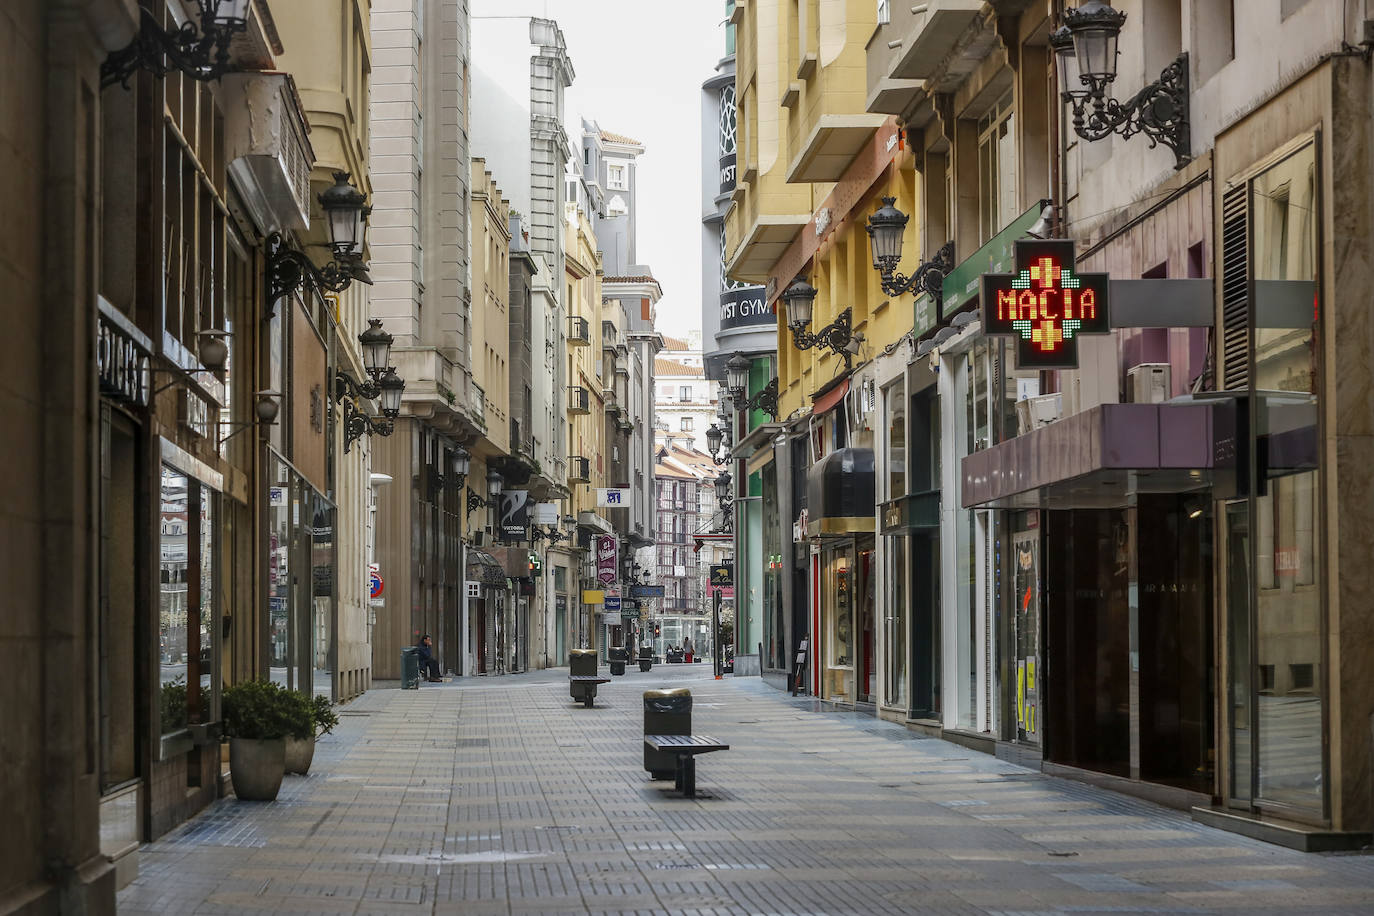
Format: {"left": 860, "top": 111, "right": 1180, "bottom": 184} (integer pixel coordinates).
{"left": 981, "top": 239, "right": 1110, "bottom": 370}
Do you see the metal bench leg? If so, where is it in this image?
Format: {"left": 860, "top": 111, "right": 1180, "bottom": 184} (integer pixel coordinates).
{"left": 682, "top": 755, "right": 696, "bottom": 798}
{"left": 674, "top": 755, "right": 685, "bottom": 792}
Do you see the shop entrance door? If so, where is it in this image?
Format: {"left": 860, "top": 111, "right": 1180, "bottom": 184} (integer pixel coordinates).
{"left": 856, "top": 538, "right": 875, "bottom": 704}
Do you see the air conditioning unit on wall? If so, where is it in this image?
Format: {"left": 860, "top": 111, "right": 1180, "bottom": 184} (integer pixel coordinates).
{"left": 1127, "top": 363, "right": 1172, "bottom": 404}
{"left": 1016, "top": 393, "right": 1062, "bottom": 436}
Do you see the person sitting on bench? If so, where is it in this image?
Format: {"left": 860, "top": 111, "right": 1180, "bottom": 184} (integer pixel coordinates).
{"left": 416, "top": 634, "right": 442, "bottom": 682}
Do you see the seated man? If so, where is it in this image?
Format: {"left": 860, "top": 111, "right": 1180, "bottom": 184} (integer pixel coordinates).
{"left": 416, "top": 634, "right": 442, "bottom": 682}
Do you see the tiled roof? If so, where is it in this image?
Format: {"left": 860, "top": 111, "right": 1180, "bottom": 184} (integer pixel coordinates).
{"left": 603, "top": 275, "right": 658, "bottom": 285}
{"left": 600, "top": 129, "right": 642, "bottom": 146}
{"left": 654, "top": 358, "right": 703, "bottom": 377}
{"left": 660, "top": 335, "right": 689, "bottom": 350}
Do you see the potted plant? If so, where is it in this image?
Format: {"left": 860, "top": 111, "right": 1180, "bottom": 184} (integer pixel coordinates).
{"left": 222, "top": 680, "right": 312, "bottom": 801}
{"left": 285, "top": 694, "right": 340, "bottom": 775}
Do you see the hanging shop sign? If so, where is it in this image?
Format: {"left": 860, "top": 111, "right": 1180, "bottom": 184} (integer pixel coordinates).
{"left": 498, "top": 490, "right": 530, "bottom": 542}
{"left": 981, "top": 239, "right": 1111, "bottom": 370}
{"left": 595, "top": 534, "right": 618, "bottom": 585}
{"left": 709, "top": 564, "right": 734, "bottom": 589}
{"left": 629, "top": 584, "right": 665, "bottom": 598}
{"left": 604, "top": 596, "right": 622, "bottom": 612}
{"left": 582, "top": 589, "right": 606, "bottom": 605}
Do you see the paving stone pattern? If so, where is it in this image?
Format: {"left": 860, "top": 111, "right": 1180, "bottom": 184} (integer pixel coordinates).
{"left": 117, "top": 666, "right": 1374, "bottom": 915}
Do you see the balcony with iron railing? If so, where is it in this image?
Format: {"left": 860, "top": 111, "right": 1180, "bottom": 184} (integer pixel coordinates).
{"left": 568, "top": 456, "right": 590, "bottom": 482}
{"left": 567, "top": 385, "right": 590, "bottom": 414}
{"left": 568, "top": 316, "right": 590, "bottom": 346}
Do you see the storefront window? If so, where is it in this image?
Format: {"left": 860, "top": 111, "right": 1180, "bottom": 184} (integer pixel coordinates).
{"left": 310, "top": 498, "right": 334, "bottom": 697}
{"left": 762, "top": 462, "right": 783, "bottom": 670}
{"left": 885, "top": 536, "right": 908, "bottom": 709}
{"left": 269, "top": 458, "right": 292, "bottom": 686}
{"left": 1251, "top": 142, "right": 1322, "bottom": 810}
{"left": 159, "top": 467, "right": 190, "bottom": 734}
{"left": 158, "top": 463, "right": 217, "bottom": 737}
{"left": 824, "top": 546, "right": 855, "bottom": 701}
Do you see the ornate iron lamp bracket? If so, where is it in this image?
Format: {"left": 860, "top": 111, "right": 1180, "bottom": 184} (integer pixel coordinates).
{"left": 738, "top": 378, "right": 779, "bottom": 420}
{"left": 340, "top": 397, "right": 393, "bottom": 454}
{"left": 266, "top": 232, "right": 364, "bottom": 313}
{"left": 790, "top": 307, "right": 857, "bottom": 371}
{"left": 334, "top": 370, "right": 381, "bottom": 404}
{"left": 101, "top": 4, "right": 247, "bottom": 90}
{"left": 878, "top": 241, "right": 955, "bottom": 301}
{"left": 466, "top": 487, "right": 489, "bottom": 518}
{"left": 1069, "top": 53, "right": 1190, "bottom": 168}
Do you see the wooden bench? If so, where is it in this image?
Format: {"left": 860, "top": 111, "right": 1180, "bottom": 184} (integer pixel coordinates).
{"left": 569, "top": 674, "right": 611, "bottom": 708}
{"left": 643, "top": 735, "right": 729, "bottom": 797}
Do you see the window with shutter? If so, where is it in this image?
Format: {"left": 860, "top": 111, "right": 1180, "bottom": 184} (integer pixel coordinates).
{"left": 1220, "top": 184, "right": 1249, "bottom": 390}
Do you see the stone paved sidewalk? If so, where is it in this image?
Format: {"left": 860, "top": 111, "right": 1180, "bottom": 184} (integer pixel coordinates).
{"left": 117, "top": 665, "right": 1374, "bottom": 915}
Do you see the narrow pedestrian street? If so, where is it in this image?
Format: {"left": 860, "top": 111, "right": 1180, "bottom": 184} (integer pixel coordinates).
{"left": 117, "top": 668, "right": 1374, "bottom": 916}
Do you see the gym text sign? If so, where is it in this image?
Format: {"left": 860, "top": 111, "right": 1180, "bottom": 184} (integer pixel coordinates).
{"left": 981, "top": 239, "right": 1110, "bottom": 369}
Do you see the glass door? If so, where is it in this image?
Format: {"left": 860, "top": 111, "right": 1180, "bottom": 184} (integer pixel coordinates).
{"left": 1224, "top": 500, "right": 1253, "bottom": 806}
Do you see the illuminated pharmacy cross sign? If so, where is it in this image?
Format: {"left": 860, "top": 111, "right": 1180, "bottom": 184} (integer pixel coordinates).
{"left": 981, "top": 239, "right": 1110, "bottom": 370}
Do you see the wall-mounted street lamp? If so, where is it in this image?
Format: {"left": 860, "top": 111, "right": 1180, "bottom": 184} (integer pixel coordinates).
{"left": 450, "top": 447, "right": 472, "bottom": 489}
{"left": 335, "top": 318, "right": 405, "bottom": 453}
{"left": 217, "top": 389, "right": 280, "bottom": 445}
{"left": 267, "top": 173, "right": 373, "bottom": 313}
{"left": 705, "top": 423, "right": 727, "bottom": 465}
{"left": 102, "top": 0, "right": 250, "bottom": 89}
{"left": 865, "top": 199, "right": 955, "bottom": 302}
{"left": 781, "top": 278, "right": 864, "bottom": 371}
{"left": 466, "top": 469, "right": 504, "bottom": 520}
{"left": 713, "top": 471, "right": 734, "bottom": 510}
{"left": 148, "top": 329, "right": 231, "bottom": 396}
{"left": 1053, "top": 3, "right": 1190, "bottom": 168}
{"left": 724, "top": 353, "right": 779, "bottom": 420}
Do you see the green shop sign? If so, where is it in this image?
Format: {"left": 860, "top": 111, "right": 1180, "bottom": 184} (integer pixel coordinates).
{"left": 912, "top": 291, "right": 938, "bottom": 340}
{"left": 940, "top": 201, "right": 1048, "bottom": 319}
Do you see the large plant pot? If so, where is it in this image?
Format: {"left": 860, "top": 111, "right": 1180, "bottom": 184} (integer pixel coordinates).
{"left": 284, "top": 734, "right": 316, "bottom": 775}
{"left": 229, "top": 737, "right": 286, "bottom": 801}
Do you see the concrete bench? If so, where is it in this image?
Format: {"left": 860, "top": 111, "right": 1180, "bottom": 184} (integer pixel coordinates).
{"left": 643, "top": 735, "right": 729, "bottom": 798}
{"left": 569, "top": 674, "right": 611, "bottom": 708}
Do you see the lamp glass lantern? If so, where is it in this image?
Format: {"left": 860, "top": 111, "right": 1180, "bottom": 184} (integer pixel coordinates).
{"left": 1050, "top": 26, "right": 1086, "bottom": 99}
{"left": 1065, "top": 0, "right": 1126, "bottom": 88}
{"left": 486, "top": 468, "right": 504, "bottom": 500}
{"left": 705, "top": 423, "right": 723, "bottom": 456}
{"left": 865, "top": 197, "right": 908, "bottom": 272}
{"left": 781, "top": 277, "right": 817, "bottom": 329}
{"left": 320, "top": 172, "right": 368, "bottom": 260}
{"left": 377, "top": 368, "right": 405, "bottom": 417}
{"left": 358, "top": 318, "right": 393, "bottom": 377}
{"left": 725, "top": 353, "right": 751, "bottom": 402}
{"left": 204, "top": 0, "right": 251, "bottom": 23}
{"left": 198, "top": 329, "right": 230, "bottom": 372}
{"left": 451, "top": 447, "right": 471, "bottom": 480}
{"left": 714, "top": 472, "right": 732, "bottom": 502}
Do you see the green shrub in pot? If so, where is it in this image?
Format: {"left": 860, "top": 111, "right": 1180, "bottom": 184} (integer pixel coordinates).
{"left": 222, "top": 680, "right": 312, "bottom": 800}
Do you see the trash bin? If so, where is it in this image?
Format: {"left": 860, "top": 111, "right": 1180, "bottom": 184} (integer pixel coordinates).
{"left": 643, "top": 687, "right": 692, "bottom": 778}
{"left": 608, "top": 646, "right": 628, "bottom": 677}
{"left": 638, "top": 644, "right": 653, "bottom": 673}
{"left": 569, "top": 649, "right": 598, "bottom": 702}
{"left": 400, "top": 647, "right": 421, "bottom": 690}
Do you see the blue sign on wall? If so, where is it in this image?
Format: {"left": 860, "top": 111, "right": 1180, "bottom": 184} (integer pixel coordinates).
{"left": 604, "top": 596, "right": 622, "bottom": 612}
{"left": 628, "top": 584, "right": 665, "bottom": 598}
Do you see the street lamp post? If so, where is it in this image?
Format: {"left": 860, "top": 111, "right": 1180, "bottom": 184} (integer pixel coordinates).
{"left": 781, "top": 278, "right": 864, "bottom": 371}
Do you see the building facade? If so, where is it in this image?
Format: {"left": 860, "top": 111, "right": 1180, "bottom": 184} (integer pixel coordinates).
{"left": 724, "top": 0, "right": 1374, "bottom": 847}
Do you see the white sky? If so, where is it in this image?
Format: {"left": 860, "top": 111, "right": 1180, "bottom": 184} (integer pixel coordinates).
{"left": 470, "top": 0, "right": 726, "bottom": 340}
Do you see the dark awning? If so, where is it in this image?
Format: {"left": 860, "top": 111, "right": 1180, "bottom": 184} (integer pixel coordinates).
{"left": 465, "top": 548, "right": 508, "bottom": 587}
{"left": 960, "top": 402, "right": 1215, "bottom": 510}
{"left": 806, "top": 448, "right": 875, "bottom": 536}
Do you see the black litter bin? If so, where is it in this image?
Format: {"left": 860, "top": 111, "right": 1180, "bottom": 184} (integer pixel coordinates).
{"left": 638, "top": 645, "right": 653, "bottom": 672}
{"left": 643, "top": 687, "right": 692, "bottom": 779}
{"left": 400, "top": 647, "right": 420, "bottom": 690}
{"left": 569, "top": 649, "right": 599, "bottom": 703}
{"left": 608, "top": 646, "right": 628, "bottom": 676}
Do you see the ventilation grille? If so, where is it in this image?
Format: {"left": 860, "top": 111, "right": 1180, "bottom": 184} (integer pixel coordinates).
{"left": 1220, "top": 184, "right": 1249, "bottom": 390}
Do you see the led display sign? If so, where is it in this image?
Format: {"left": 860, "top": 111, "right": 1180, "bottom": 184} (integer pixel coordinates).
{"left": 981, "top": 239, "right": 1110, "bottom": 369}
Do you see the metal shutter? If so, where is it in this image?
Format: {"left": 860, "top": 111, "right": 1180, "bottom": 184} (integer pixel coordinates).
{"left": 1220, "top": 184, "right": 1249, "bottom": 390}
